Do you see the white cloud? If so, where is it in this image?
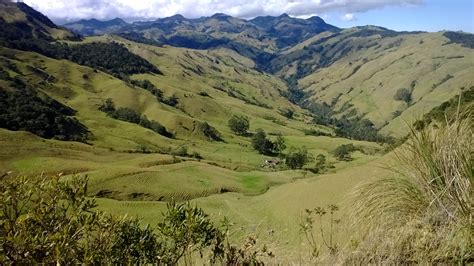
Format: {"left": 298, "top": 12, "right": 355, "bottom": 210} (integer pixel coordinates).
{"left": 341, "top": 13, "right": 356, "bottom": 21}
{"left": 17, "top": 0, "right": 423, "bottom": 23}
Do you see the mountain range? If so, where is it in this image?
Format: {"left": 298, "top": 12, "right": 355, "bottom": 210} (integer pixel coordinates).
{"left": 63, "top": 12, "right": 474, "bottom": 136}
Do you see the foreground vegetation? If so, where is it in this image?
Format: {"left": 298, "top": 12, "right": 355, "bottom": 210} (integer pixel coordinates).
{"left": 0, "top": 174, "right": 273, "bottom": 264}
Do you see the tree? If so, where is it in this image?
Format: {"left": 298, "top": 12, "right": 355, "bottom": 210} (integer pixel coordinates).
{"left": 273, "top": 135, "right": 286, "bottom": 156}
{"left": 228, "top": 115, "right": 249, "bottom": 135}
{"left": 99, "top": 98, "right": 116, "bottom": 114}
{"left": 334, "top": 144, "right": 356, "bottom": 161}
{"left": 251, "top": 129, "right": 274, "bottom": 154}
{"left": 157, "top": 202, "right": 225, "bottom": 264}
{"left": 312, "top": 154, "right": 328, "bottom": 173}
{"left": 285, "top": 146, "right": 314, "bottom": 169}
{"left": 281, "top": 109, "right": 294, "bottom": 119}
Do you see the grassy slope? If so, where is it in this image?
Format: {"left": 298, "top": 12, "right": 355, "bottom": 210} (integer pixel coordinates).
{"left": 0, "top": 40, "right": 383, "bottom": 205}
{"left": 95, "top": 152, "right": 395, "bottom": 260}
{"left": 279, "top": 29, "right": 473, "bottom": 136}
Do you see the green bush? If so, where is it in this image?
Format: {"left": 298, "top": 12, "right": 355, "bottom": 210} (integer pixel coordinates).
{"left": 0, "top": 175, "right": 160, "bottom": 264}
{"left": 394, "top": 88, "right": 412, "bottom": 103}
{"left": 172, "top": 146, "right": 188, "bottom": 157}
{"left": 0, "top": 174, "right": 272, "bottom": 264}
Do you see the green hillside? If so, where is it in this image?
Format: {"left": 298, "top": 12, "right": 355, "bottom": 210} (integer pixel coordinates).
{"left": 0, "top": 2, "right": 472, "bottom": 263}
{"left": 270, "top": 27, "right": 473, "bottom": 136}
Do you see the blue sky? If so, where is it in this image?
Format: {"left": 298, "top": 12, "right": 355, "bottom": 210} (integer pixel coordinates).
{"left": 326, "top": 0, "right": 473, "bottom": 32}
{"left": 21, "top": 0, "right": 473, "bottom": 32}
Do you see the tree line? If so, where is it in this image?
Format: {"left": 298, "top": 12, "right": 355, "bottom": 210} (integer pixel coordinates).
{"left": 0, "top": 76, "right": 89, "bottom": 142}
{"left": 0, "top": 20, "right": 161, "bottom": 79}
{"left": 99, "top": 98, "right": 174, "bottom": 138}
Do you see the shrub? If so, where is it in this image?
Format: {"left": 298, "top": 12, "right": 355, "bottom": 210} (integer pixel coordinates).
{"left": 0, "top": 175, "right": 161, "bottom": 264}
{"left": 198, "top": 91, "right": 210, "bottom": 97}
{"left": 0, "top": 174, "right": 272, "bottom": 264}
{"left": 394, "top": 88, "right": 412, "bottom": 103}
{"left": 228, "top": 115, "right": 249, "bottom": 135}
{"left": 308, "top": 154, "right": 330, "bottom": 174}
{"left": 303, "top": 128, "right": 331, "bottom": 137}
{"left": 157, "top": 201, "right": 225, "bottom": 264}
{"left": 172, "top": 146, "right": 188, "bottom": 157}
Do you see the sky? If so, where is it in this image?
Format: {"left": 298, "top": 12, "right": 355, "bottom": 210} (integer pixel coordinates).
{"left": 17, "top": 0, "right": 474, "bottom": 32}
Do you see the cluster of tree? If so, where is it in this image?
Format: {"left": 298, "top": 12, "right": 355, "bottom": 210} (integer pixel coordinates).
{"left": 131, "top": 79, "right": 180, "bottom": 107}
{"left": 130, "top": 79, "right": 179, "bottom": 107}
{"left": 334, "top": 116, "right": 391, "bottom": 143}
{"left": 443, "top": 31, "right": 474, "bottom": 49}
{"left": 198, "top": 122, "right": 222, "bottom": 141}
{"left": 251, "top": 129, "right": 286, "bottom": 156}
{"left": 60, "top": 42, "right": 162, "bottom": 77}
{"left": 284, "top": 147, "right": 313, "bottom": 169}
{"left": 0, "top": 78, "right": 89, "bottom": 142}
{"left": 280, "top": 109, "right": 294, "bottom": 119}
{"left": 130, "top": 79, "right": 163, "bottom": 100}
{"left": 311, "top": 154, "right": 331, "bottom": 173}
{"left": 228, "top": 115, "right": 250, "bottom": 135}
{"left": 303, "top": 101, "right": 391, "bottom": 143}
{"left": 99, "top": 98, "right": 173, "bottom": 138}
{"left": 0, "top": 23, "right": 161, "bottom": 78}
{"left": 0, "top": 175, "right": 272, "bottom": 264}
{"left": 333, "top": 143, "right": 357, "bottom": 161}
{"left": 302, "top": 128, "right": 331, "bottom": 137}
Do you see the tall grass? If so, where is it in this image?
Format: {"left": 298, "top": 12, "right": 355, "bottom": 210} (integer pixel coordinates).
{"left": 347, "top": 110, "right": 472, "bottom": 263}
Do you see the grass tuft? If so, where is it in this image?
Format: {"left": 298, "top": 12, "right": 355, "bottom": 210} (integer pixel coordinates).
{"left": 347, "top": 109, "right": 472, "bottom": 263}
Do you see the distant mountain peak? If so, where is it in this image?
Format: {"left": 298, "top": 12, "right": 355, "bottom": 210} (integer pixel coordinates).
{"left": 168, "top": 14, "right": 185, "bottom": 20}
{"left": 307, "top": 16, "right": 324, "bottom": 23}
{"left": 211, "top": 13, "right": 231, "bottom": 19}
